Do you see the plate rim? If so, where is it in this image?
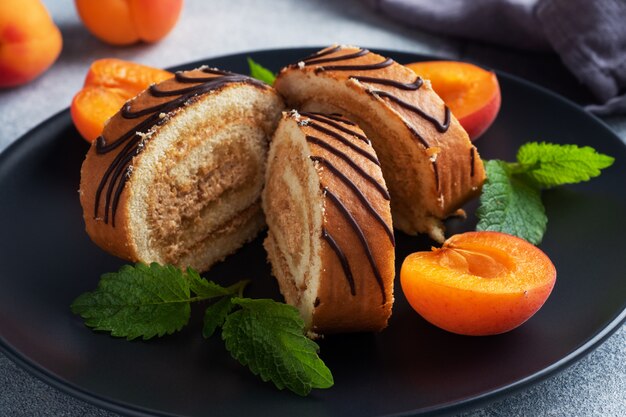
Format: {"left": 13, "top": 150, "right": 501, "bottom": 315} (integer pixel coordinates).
{"left": 1, "top": 46, "right": 625, "bottom": 417}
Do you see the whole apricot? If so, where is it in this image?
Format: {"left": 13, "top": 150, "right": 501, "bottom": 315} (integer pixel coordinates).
{"left": 0, "top": 0, "right": 62, "bottom": 88}
{"left": 401, "top": 231, "right": 556, "bottom": 336}
{"left": 406, "top": 61, "right": 501, "bottom": 141}
{"left": 75, "top": 0, "right": 183, "bottom": 46}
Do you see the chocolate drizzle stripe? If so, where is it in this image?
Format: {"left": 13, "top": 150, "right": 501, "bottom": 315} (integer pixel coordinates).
{"left": 307, "top": 122, "right": 380, "bottom": 165}
{"left": 315, "top": 58, "right": 394, "bottom": 73}
{"left": 324, "top": 113, "right": 356, "bottom": 125}
{"left": 324, "top": 187, "right": 386, "bottom": 304}
{"left": 300, "top": 111, "right": 369, "bottom": 143}
{"left": 122, "top": 76, "right": 252, "bottom": 119}
{"left": 301, "top": 46, "right": 341, "bottom": 62}
{"left": 470, "top": 146, "right": 476, "bottom": 177}
{"left": 110, "top": 166, "right": 132, "bottom": 227}
{"left": 175, "top": 68, "right": 233, "bottom": 82}
{"left": 371, "top": 90, "right": 451, "bottom": 132}
{"left": 104, "top": 149, "right": 137, "bottom": 225}
{"left": 321, "top": 228, "right": 356, "bottom": 296}
{"left": 95, "top": 110, "right": 163, "bottom": 153}
{"left": 311, "top": 156, "right": 395, "bottom": 246}
{"left": 403, "top": 121, "right": 430, "bottom": 148}
{"left": 350, "top": 75, "right": 424, "bottom": 90}
{"left": 93, "top": 71, "right": 265, "bottom": 225}
{"left": 149, "top": 83, "right": 207, "bottom": 97}
{"left": 304, "top": 48, "right": 369, "bottom": 66}
{"left": 94, "top": 137, "right": 140, "bottom": 218}
{"left": 433, "top": 161, "right": 440, "bottom": 193}
{"left": 306, "top": 135, "right": 390, "bottom": 200}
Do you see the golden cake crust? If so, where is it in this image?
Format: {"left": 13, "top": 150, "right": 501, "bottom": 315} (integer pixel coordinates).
{"left": 263, "top": 111, "right": 395, "bottom": 334}
{"left": 80, "top": 68, "right": 283, "bottom": 270}
{"left": 275, "top": 46, "right": 486, "bottom": 241}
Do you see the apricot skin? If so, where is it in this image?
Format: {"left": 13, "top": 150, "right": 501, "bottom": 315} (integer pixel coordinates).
{"left": 406, "top": 61, "right": 501, "bottom": 141}
{"left": 75, "top": 0, "right": 183, "bottom": 45}
{"left": 0, "top": 0, "right": 62, "bottom": 88}
{"left": 457, "top": 87, "right": 500, "bottom": 140}
{"left": 401, "top": 231, "right": 556, "bottom": 336}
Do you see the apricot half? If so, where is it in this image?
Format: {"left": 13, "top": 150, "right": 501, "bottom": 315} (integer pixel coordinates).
{"left": 70, "top": 58, "right": 172, "bottom": 142}
{"left": 406, "top": 61, "right": 501, "bottom": 140}
{"left": 401, "top": 231, "right": 556, "bottom": 336}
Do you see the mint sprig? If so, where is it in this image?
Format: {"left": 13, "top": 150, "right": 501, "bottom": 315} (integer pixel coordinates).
{"left": 223, "top": 298, "right": 334, "bottom": 396}
{"left": 476, "top": 142, "right": 614, "bottom": 244}
{"left": 71, "top": 263, "right": 333, "bottom": 396}
{"left": 247, "top": 57, "right": 276, "bottom": 85}
{"left": 476, "top": 160, "right": 547, "bottom": 244}
{"left": 71, "top": 263, "right": 200, "bottom": 340}
{"left": 515, "top": 142, "right": 615, "bottom": 187}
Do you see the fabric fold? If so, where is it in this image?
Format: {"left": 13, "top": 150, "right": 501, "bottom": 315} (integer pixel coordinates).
{"left": 369, "top": 0, "right": 626, "bottom": 114}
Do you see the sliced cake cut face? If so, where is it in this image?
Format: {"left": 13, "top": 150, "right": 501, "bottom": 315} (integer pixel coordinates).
{"left": 80, "top": 67, "right": 284, "bottom": 272}
{"left": 274, "top": 45, "right": 486, "bottom": 242}
{"left": 263, "top": 111, "right": 395, "bottom": 334}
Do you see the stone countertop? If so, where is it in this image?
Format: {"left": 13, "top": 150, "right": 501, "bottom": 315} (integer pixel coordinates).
{"left": 0, "top": 1, "right": 624, "bottom": 416}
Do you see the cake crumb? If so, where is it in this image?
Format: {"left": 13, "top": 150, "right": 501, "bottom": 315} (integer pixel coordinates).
{"left": 297, "top": 61, "right": 305, "bottom": 69}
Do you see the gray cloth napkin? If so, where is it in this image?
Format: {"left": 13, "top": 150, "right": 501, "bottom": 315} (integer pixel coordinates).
{"left": 368, "top": 0, "right": 626, "bottom": 115}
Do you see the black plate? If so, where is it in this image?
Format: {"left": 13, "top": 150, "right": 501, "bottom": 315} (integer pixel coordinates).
{"left": 1, "top": 48, "right": 625, "bottom": 417}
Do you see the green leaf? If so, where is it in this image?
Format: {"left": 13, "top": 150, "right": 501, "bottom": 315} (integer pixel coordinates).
{"left": 186, "top": 268, "right": 231, "bottom": 299}
{"left": 476, "top": 160, "right": 547, "bottom": 244}
{"left": 202, "top": 296, "right": 235, "bottom": 339}
{"left": 247, "top": 57, "right": 276, "bottom": 85}
{"left": 71, "top": 263, "right": 193, "bottom": 340}
{"left": 516, "top": 142, "right": 614, "bottom": 188}
{"left": 222, "top": 298, "right": 334, "bottom": 396}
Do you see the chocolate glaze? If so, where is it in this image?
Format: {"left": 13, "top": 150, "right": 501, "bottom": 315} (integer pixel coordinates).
{"left": 321, "top": 228, "right": 356, "bottom": 296}
{"left": 93, "top": 67, "right": 266, "bottom": 226}
{"left": 304, "top": 48, "right": 369, "bottom": 66}
{"left": 307, "top": 121, "right": 380, "bottom": 165}
{"left": 433, "top": 161, "right": 441, "bottom": 192}
{"left": 300, "top": 111, "right": 369, "bottom": 143}
{"left": 470, "top": 146, "right": 476, "bottom": 177}
{"left": 369, "top": 90, "right": 451, "bottom": 133}
{"left": 311, "top": 155, "right": 395, "bottom": 246}
{"left": 324, "top": 113, "right": 357, "bottom": 125}
{"left": 324, "top": 187, "right": 387, "bottom": 304}
{"left": 314, "top": 58, "right": 393, "bottom": 74}
{"left": 292, "top": 47, "right": 467, "bottom": 199}
{"left": 350, "top": 75, "right": 423, "bottom": 90}
{"left": 404, "top": 121, "right": 431, "bottom": 148}
{"left": 300, "top": 46, "right": 341, "bottom": 63}
{"left": 305, "top": 135, "right": 390, "bottom": 200}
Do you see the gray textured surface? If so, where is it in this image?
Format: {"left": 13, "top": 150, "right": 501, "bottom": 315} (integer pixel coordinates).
{"left": 0, "top": 1, "right": 624, "bottom": 416}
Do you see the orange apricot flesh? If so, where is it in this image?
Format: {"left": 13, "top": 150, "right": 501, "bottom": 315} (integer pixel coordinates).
{"left": 401, "top": 231, "right": 556, "bottom": 336}
{"left": 406, "top": 61, "right": 501, "bottom": 140}
{"left": 70, "top": 59, "right": 172, "bottom": 143}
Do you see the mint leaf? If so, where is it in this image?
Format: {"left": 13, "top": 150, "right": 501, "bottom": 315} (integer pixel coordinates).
{"left": 516, "top": 142, "right": 614, "bottom": 188}
{"left": 186, "top": 268, "right": 231, "bottom": 299}
{"left": 222, "top": 298, "right": 334, "bottom": 396}
{"left": 476, "top": 160, "right": 547, "bottom": 245}
{"left": 247, "top": 57, "right": 276, "bottom": 85}
{"left": 202, "top": 296, "right": 235, "bottom": 338}
{"left": 71, "top": 263, "right": 193, "bottom": 340}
